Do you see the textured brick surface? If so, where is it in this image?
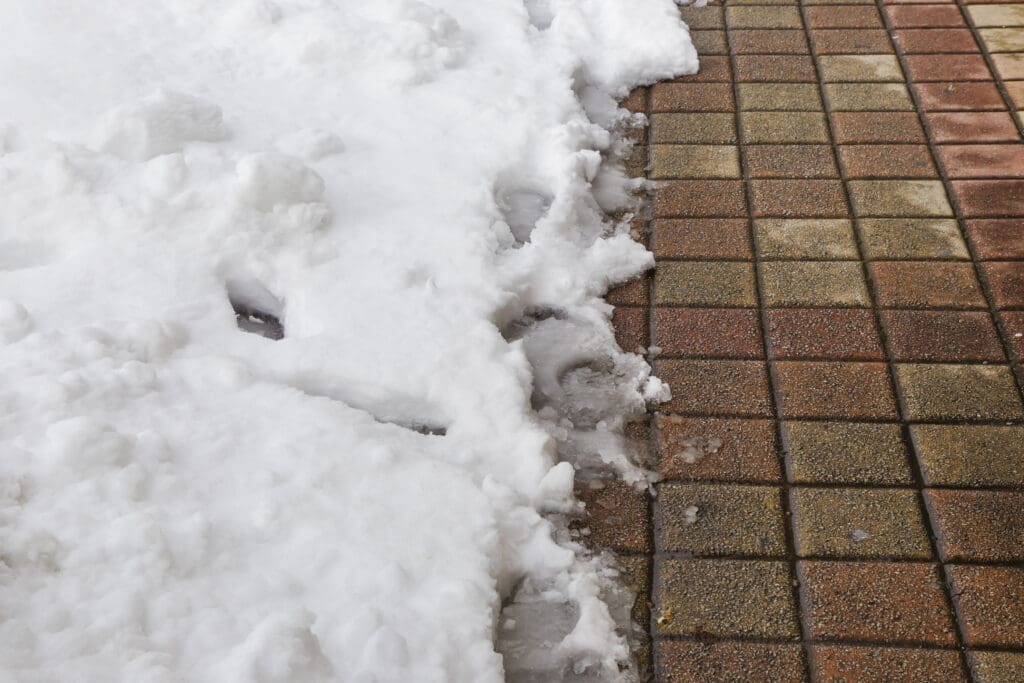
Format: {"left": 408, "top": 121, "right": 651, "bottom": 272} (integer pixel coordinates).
{"left": 783, "top": 421, "right": 913, "bottom": 485}
{"left": 926, "top": 489, "right": 1024, "bottom": 562}
{"left": 911, "top": 424, "right": 1024, "bottom": 487}
{"left": 657, "top": 360, "right": 772, "bottom": 416}
{"left": 655, "top": 261, "right": 757, "bottom": 306}
{"left": 858, "top": 218, "right": 968, "bottom": 260}
{"left": 658, "top": 641, "right": 805, "bottom": 683}
{"left": 895, "top": 363, "right": 1024, "bottom": 421}
{"left": 761, "top": 261, "right": 870, "bottom": 307}
{"left": 947, "top": 565, "right": 1024, "bottom": 648}
{"left": 575, "top": 479, "right": 650, "bottom": 553}
{"left": 810, "top": 646, "right": 966, "bottom": 683}
{"left": 870, "top": 261, "right": 986, "bottom": 308}
{"left": 657, "top": 483, "right": 786, "bottom": 556}
{"left": 657, "top": 416, "right": 781, "bottom": 482}
{"left": 746, "top": 145, "right": 837, "bottom": 178}
{"left": 766, "top": 308, "right": 883, "bottom": 360}
{"left": 880, "top": 310, "right": 1005, "bottom": 361}
{"left": 652, "top": 219, "right": 752, "bottom": 259}
{"left": 654, "top": 307, "right": 763, "bottom": 358}
{"left": 774, "top": 361, "right": 898, "bottom": 419}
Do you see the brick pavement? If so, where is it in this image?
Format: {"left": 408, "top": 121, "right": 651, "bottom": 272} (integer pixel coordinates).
{"left": 601, "top": 1, "right": 1024, "bottom": 680}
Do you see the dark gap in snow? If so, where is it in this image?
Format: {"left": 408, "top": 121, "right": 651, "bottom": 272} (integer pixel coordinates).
{"left": 226, "top": 278, "right": 284, "bottom": 340}
{"left": 497, "top": 189, "right": 552, "bottom": 246}
{"left": 500, "top": 305, "right": 567, "bottom": 342}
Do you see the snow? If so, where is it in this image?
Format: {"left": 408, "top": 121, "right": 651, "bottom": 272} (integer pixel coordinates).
{"left": 0, "top": 1, "right": 695, "bottom": 681}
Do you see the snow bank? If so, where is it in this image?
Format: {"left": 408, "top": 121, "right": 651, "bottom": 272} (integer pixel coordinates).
{"left": 0, "top": 1, "right": 695, "bottom": 680}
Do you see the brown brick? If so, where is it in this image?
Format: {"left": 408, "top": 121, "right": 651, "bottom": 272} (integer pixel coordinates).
{"left": 811, "top": 646, "right": 966, "bottom": 683}
{"left": 731, "top": 29, "right": 809, "bottom": 54}
{"left": 926, "top": 489, "right": 1024, "bottom": 562}
{"left": 799, "top": 561, "right": 958, "bottom": 645}
{"left": 726, "top": 5, "right": 803, "bottom": 29}
{"left": 952, "top": 180, "right": 1024, "bottom": 217}
{"left": 831, "top": 112, "right": 926, "bottom": 143}
{"left": 674, "top": 55, "right": 731, "bottom": 82}
{"left": 1005, "top": 312, "right": 1024, "bottom": 362}
{"left": 774, "top": 361, "right": 898, "bottom": 419}
{"left": 895, "top": 363, "right": 1024, "bottom": 421}
{"left": 750, "top": 179, "right": 848, "bottom": 217}
{"left": 886, "top": 4, "right": 966, "bottom": 27}
{"left": 745, "top": 145, "right": 838, "bottom": 178}
{"left": 894, "top": 28, "right": 979, "bottom": 53}
{"left": 651, "top": 144, "right": 740, "bottom": 179}
{"left": 657, "top": 416, "right": 781, "bottom": 482}
{"left": 807, "top": 5, "right": 883, "bottom": 28}
{"left": 858, "top": 218, "right": 969, "bottom": 260}
{"left": 657, "top": 483, "right": 786, "bottom": 556}
{"left": 690, "top": 30, "right": 728, "bottom": 56}
{"left": 826, "top": 83, "right": 915, "bottom": 111}
{"left": 652, "top": 83, "right": 735, "bottom": 112}
{"left": 651, "top": 113, "right": 736, "bottom": 144}
{"left": 839, "top": 145, "right": 937, "bottom": 178}
{"left": 982, "top": 261, "right": 1024, "bottom": 308}
{"left": 904, "top": 53, "right": 992, "bottom": 81}
{"left": 968, "top": 651, "right": 1024, "bottom": 683}
{"left": 655, "top": 558, "right": 799, "bottom": 638}
{"left": 612, "top": 306, "right": 648, "bottom": 352}
{"left": 966, "top": 219, "right": 1024, "bottom": 259}
{"left": 678, "top": 4, "right": 724, "bottom": 30}
{"left": 912, "top": 424, "right": 1024, "bottom": 487}
{"left": 819, "top": 54, "right": 904, "bottom": 82}
{"left": 926, "top": 112, "right": 1020, "bottom": 142}
{"left": 657, "top": 359, "right": 772, "bottom": 416}
{"left": 881, "top": 310, "right": 1004, "bottom": 361}
{"left": 654, "top": 180, "right": 747, "bottom": 218}
{"left": 655, "top": 261, "right": 757, "bottom": 306}
{"left": 849, "top": 180, "right": 952, "bottom": 217}
{"left": 756, "top": 219, "right": 858, "bottom": 259}
{"left": 654, "top": 307, "right": 762, "bottom": 359}
{"left": 811, "top": 29, "right": 895, "bottom": 54}
{"left": 992, "top": 53, "right": 1024, "bottom": 79}
{"left": 658, "top": 641, "right": 805, "bottom": 683}
{"left": 734, "top": 55, "right": 817, "bottom": 82}
{"left": 574, "top": 479, "right": 650, "bottom": 553}
{"left": 761, "top": 262, "right": 870, "bottom": 307}
{"left": 620, "top": 88, "right": 646, "bottom": 113}
{"left": 870, "top": 261, "right": 986, "bottom": 308}
{"left": 914, "top": 81, "right": 1006, "bottom": 110}
{"left": 741, "top": 112, "right": 831, "bottom": 144}
{"left": 936, "top": 144, "right": 1024, "bottom": 178}
{"left": 738, "top": 83, "right": 822, "bottom": 111}
{"left": 607, "top": 275, "right": 649, "bottom": 306}
{"left": 652, "top": 219, "right": 752, "bottom": 259}
{"left": 783, "top": 421, "right": 913, "bottom": 485}
{"left": 967, "top": 4, "right": 1024, "bottom": 28}
{"left": 947, "top": 565, "right": 1024, "bottom": 648}
{"left": 767, "top": 309, "right": 883, "bottom": 360}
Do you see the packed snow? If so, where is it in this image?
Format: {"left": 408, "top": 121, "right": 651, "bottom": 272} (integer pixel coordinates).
{"left": 0, "top": 1, "right": 696, "bottom": 681}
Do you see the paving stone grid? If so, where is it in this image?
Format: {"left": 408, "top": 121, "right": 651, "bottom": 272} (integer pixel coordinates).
{"left": 597, "top": 0, "right": 1024, "bottom": 680}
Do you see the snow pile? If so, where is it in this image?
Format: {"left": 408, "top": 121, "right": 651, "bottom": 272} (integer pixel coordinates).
{"left": 0, "top": 1, "right": 695, "bottom": 681}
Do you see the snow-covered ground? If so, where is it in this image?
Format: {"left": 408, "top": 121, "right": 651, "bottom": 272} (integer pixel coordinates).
{"left": 0, "top": 1, "right": 695, "bottom": 680}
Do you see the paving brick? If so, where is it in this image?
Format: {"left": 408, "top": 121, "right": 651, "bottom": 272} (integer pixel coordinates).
{"left": 825, "top": 82, "right": 915, "bottom": 110}
{"left": 791, "top": 487, "right": 932, "bottom": 559}
{"left": 819, "top": 54, "right": 905, "bottom": 82}
{"left": 767, "top": 308, "right": 884, "bottom": 361}
{"left": 982, "top": 261, "right": 1024, "bottom": 308}
{"left": 798, "top": 561, "right": 958, "bottom": 645}
{"left": 625, "top": 144, "right": 648, "bottom": 177}
{"left": 733, "top": 55, "right": 817, "bottom": 82}
{"left": 651, "top": 144, "right": 740, "bottom": 179}
{"left": 756, "top": 219, "right": 858, "bottom": 259}
{"left": 750, "top": 179, "right": 848, "bottom": 217}
{"left": 783, "top": 421, "right": 913, "bottom": 484}
{"left": 651, "top": 113, "right": 737, "bottom": 144}
{"left": 652, "top": 83, "right": 735, "bottom": 112}
{"left": 925, "top": 112, "right": 1020, "bottom": 142}
{"left": 655, "top": 558, "right": 799, "bottom": 638}
{"left": 620, "top": 88, "right": 646, "bottom": 114}
{"left": 871, "top": 261, "right": 985, "bottom": 308}
{"left": 967, "top": 219, "right": 1024, "bottom": 259}
{"left": 952, "top": 180, "right": 1024, "bottom": 217}
{"left": 657, "top": 360, "right": 773, "bottom": 416}
{"left": 653, "top": 307, "right": 763, "bottom": 358}
{"left": 1004, "top": 311, "right": 1024, "bottom": 362}
{"left": 689, "top": 30, "right": 729, "bottom": 56}
{"left": 726, "top": 5, "right": 802, "bottom": 29}
{"left": 614, "top": 553, "right": 652, "bottom": 642}
{"left": 848, "top": 180, "right": 952, "bottom": 217}
{"left": 831, "top": 112, "right": 926, "bottom": 142}
{"left": 913, "top": 81, "right": 1006, "bottom": 110}
{"left": 858, "top": 218, "right": 969, "bottom": 260}
{"left": 882, "top": 310, "right": 1004, "bottom": 361}
{"left": 574, "top": 479, "right": 650, "bottom": 553}
{"left": 731, "top": 29, "right": 810, "bottom": 54}
{"left": 657, "top": 641, "right": 805, "bottom": 683}
{"left": 811, "top": 29, "right": 895, "bottom": 55}
{"left": 740, "top": 111, "right": 830, "bottom": 143}
{"left": 807, "top": 5, "right": 883, "bottom": 28}
{"left": 652, "top": 219, "right": 752, "bottom": 259}
{"left": 936, "top": 144, "right": 1024, "bottom": 178}
{"left": 968, "top": 650, "right": 1024, "bottom": 683}
{"left": 774, "top": 361, "right": 899, "bottom": 419}
{"left": 895, "top": 363, "right": 1024, "bottom": 420}
{"left": 839, "top": 144, "right": 937, "bottom": 178}
{"left": 674, "top": 55, "right": 731, "bottom": 83}
{"left": 894, "top": 28, "right": 979, "bottom": 53}
{"left": 607, "top": 275, "right": 649, "bottom": 306}
{"left": 810, "top": 646, "right": 966, "bottom": 683}
{"left": 654, "top": 180, "right": 747, "bottom": 217}
{"left": 1005, "top": 80, "right": 1024, "bottom": 108}
{"left": 678, "top": 4, "right": 724, "bottom": 30}
{"left": 657, "top": 416, "right": 781, "bottom": 482}
{"left": 911, "top": 424, "right": 1024, "bottom": 486}
{"left": 761, "top": 262, "right": 870, "bottom": 307}
{"left": 967, "top": 4, "right": 1024, "bottom": 27}
{"left": 885, "top": 4, "right": 966, "bottom": 27}
{"left": 926, "top": 489, "right": 1024, "bottom": 562}
{"left": 657, "top": 483, "right": 786, "bottom": 556}
{"left": 745, "top": 145, "right": 837, "bottom": 178}
{"left": 947, "top": 565, "right": 1024, "bottom": 648}
{"left": 738, "top": 83, "right": 822, "bottom": 111}
{"left": 904, "top": 53, "right": 993, "bottom": 81}
{"left": 655, "top": 262, "right": 757, "bottom": 306}
{"left": 612, "top": 306, "right": 649, "bottom": 352}
{"left": 992, "top": 53, "right": 1024, "bottom": 80}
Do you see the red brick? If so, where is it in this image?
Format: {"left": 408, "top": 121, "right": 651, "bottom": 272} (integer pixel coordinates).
{"left": 652, "top": 83, "right": 735, "bottom": 113}
{"left": 936, "top": 144, "right": 1024, "bottom": 178}
{"left": 654, "top": 307, "right": 763, "bottom": 358}
{"left": 657, "top": 641, "right": 805, "bottom": 683}
{"left": 673, "top": 55, "right": 732, "bottom": 83}
{"left": 914, "top": 81, "right": 1006, "bottom": 110}
{"left": 832, "top": 112, "right": 926, "bottom": 143}
{"left": 894, "top": 28, "right": 979, "bottom": 53}
{"left": 749, "top": 180, "right": 848, "bottom": 217}
{"left": 966, "top": 219, "right": 1024, "bottom": 259}
{"left": 881, "top": 310, "right": 1005, "bottom": 361}
{"left": 807, "top": 6, "right": 883, "bottom": 28}
{"left": 870, "top": 261, "right": 986, "bottom": 308}
{"left": 952, "top": 180, "right": 1024, "bottom": 217}
{"left": 655, "top": 180, "right": 747, "bottom": 218}
{"left": 774, "top": 361, "right": 898, "bottom": 419}
{"left": 1003, "top": 311, "right": 1024, "bottom": 360}
{"left": 574, "top": 479, "right": 650, "bottom": 553}
{"left": 799, "top": 561, "right": 959, "bottom": 645}
{"left": 885, "top": 4, "right": 967, "bottom": 27}
{"left": 926, "top": 489, "right": 1024, "bottom": 562}
{"left": 811, "top": 29, "right": 895, "bottom": 54}
{"left": 657, "top": 416, "right": 781, "bottom": 482}
{"left": 926, "top": 112, "right": 1020, "bottom": 142}
{"left": 731, "top": 30, "right": 809, "bottom": 55}
{"left": 653, "top": 219, "right": 752, "bottom": 260}
{"left": 904, "top": 54, "right": 992, "bottom": 81}
{"left": 767, "top": 309, "right": 884, "bottom": 360}
{"left": 607, "top": 275, "right": 650, "bottom": 306}
{"left": 982, "top": 261, "right": 1024, "bottom": 309}
{"left": 612, "top": 306, "right": 649, "bottom": 352}
{"left": 947, "top": 565, "right": 1024, "bottom": 648}
{"left": 810, "top": 646, "right": 966, "bottom": 683}
{"left": 839, "top": 145, "right": 937, "bottom": 178}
